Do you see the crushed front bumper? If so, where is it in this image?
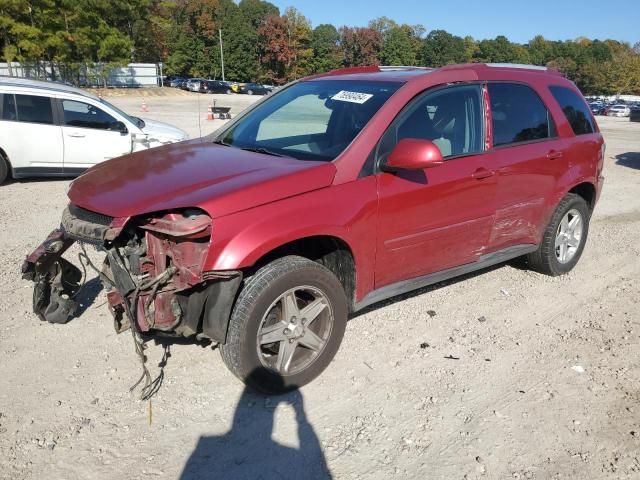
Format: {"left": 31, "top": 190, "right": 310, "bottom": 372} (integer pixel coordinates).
{"left": 22, "top": 206, "right": 242, "bottom": 343}
{"left": 22, "top": 229, "right": 82, "bottom": 324}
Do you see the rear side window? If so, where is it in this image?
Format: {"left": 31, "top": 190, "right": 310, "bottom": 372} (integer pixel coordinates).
{"left": 2, "top": 94, "right": 53, "bottom": 124}
{"left": 549, "top": 86, "right": 595, "bottom": 135}
{"left": 489, "top": 83, "right": 554, "bottom": 147}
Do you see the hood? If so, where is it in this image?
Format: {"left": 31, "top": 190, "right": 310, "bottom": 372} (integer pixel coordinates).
{"left": 68, "top": 140, "right": 337, "bottom": 219}
{"left": 141, "top": 118, "right": 189, "bottom": 142}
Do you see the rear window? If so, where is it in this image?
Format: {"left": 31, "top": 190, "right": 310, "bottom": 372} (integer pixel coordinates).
{"left": 2, "top": 93, "right": 53, "bottom": 124}
{"left": 489, "top": 83, "right": 554, "bottom": 147}
{"left": 549, "top": 86, "right": 595, "bottom": 135}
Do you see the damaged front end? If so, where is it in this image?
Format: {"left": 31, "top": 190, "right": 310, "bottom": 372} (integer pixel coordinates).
{"left": 22, "top": 204, "right": 242, "bottom": 343}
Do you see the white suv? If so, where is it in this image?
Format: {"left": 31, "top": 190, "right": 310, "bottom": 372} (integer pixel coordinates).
{"left": 0, "top": 77, "right": 188, "bottom": 184}
{"left": 606, "top": 104, "right": 631, "bottom": 117}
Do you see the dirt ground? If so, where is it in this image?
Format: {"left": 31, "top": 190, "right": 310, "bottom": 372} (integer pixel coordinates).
{"left": 0, "top": 104, "right": 639, "bottom": 479}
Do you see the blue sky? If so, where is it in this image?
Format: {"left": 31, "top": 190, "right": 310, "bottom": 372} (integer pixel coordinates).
{"left": 268, "top": 0, "right": 639, "bottom": 45}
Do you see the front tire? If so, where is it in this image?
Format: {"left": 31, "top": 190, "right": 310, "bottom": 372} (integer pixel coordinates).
{"left": 0, "top": 153, "right": 9, "bottom": 185}
{"left": 220, "top": 256, "right": 348, "bottom": 394}
{"left": 525, "top": 193, "right": 590, "bottom": 276}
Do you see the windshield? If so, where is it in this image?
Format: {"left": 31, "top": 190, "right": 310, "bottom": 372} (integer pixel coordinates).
{"left": 99, "top": 98, "right": 144, "bottom": 128}
{"left": 219, "top": 80, "right": 401, "bottom": 161}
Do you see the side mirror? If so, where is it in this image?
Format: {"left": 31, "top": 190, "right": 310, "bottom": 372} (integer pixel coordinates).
{"left": 112, "top": 121, "right": 128, "bottom": 134}
{"left": 383, "top": 138, "right": 444, "bottom": 171}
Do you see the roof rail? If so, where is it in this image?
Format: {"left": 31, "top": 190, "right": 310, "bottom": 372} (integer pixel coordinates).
{"left": 0, "top": 75, "right": 100, "bottom": 99}
{"left": 485, "top": 63, "right": 547, "bottom": 71}
{"left": 324, "top": 65, "right": 432, "bottom": 76}
{"left": 378, "top": 66, "right": 433, "bottom": 71}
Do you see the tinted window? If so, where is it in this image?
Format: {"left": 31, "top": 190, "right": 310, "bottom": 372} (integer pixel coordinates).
{"left": 2, "top": 94, "right": 53, "bottom": 124}
{"left": 549, "top": 86, "right": 595, "bottom": 135}
{"left": 62, "top": 100, "right": 119, "bottom": 130}
{"left": 2, "top": 94, "right": 17, "bottom": 121}
{"left": 489, "top": 83, "right": 554, "bottom": 147}
{"left": 378, "top": 84, "right": 483, "bottom": 160}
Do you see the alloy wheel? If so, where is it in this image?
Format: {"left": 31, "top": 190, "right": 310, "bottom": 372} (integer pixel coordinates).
{"left": 256, "top": 286, "right": 333, "bottom": 375}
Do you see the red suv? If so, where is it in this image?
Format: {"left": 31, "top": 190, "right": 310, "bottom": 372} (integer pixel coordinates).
{"left": 23, "top": 64, "right": 604, "bottom": 393}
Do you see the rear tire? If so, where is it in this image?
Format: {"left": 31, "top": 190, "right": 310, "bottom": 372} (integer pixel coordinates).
{"left": 0, "top": 153, "right": 9, "bottom": 185}
{"left": 220, "top": 256, "right": 348, "bottom": 394}
{"left": 525, "top": 193, "right": 590, "bottom": 276}
{"left": 226, "top": 89, "right": 232, "bottom": 94}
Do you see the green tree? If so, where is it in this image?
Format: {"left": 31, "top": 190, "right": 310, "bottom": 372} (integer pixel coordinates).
{"left": 310, "top": 24, "right": 341, "bottom": 73}
{"left": 283, "top": 6, "right": 312, "bottom": 79}
{"left": 380, "top": 25, "right": 417, "bottom": 65}
{"left": 420, "top": 29, "right": 467, "bottom": 67}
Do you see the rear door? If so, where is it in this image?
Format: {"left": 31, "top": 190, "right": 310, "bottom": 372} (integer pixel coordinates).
{"left": 0, "top": 93, "right": 63, "bottom": 173}
{"left": 59, "top": 98, "right": 133, "bottom": 171}
{"left": 483, "top": 82, "right": 568, "bottom": 251}
{"left": 375, "top": 83, "right": 498, "bottom": 287}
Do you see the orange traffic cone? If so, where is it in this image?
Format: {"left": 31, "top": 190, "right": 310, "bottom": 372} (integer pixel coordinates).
{"left": 206, "top": 105, "right": 214, "bottom": 121}
{"left": 141, "top": 100, "right": 148, "bottom": 113}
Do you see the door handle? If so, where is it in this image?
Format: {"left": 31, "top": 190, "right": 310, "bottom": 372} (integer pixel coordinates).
{"left": 547, "top": 150, "right": 563, "bottom": 160}
{"left": 472, "top": 168, "right": 494, "bottom": 180}
{"left": 67, "top": 132, "right": 85, "bottom": 138}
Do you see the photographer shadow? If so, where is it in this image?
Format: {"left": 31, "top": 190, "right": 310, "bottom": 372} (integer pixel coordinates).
{"left": 180, "top": 369, "right": 332, "bottom": 480}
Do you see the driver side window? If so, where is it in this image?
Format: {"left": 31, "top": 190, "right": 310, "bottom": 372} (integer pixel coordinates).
{"left": 378, "top": 84, "right": 484, "bottom": 163}
{"left": 62, "top": 100, "right": 119, "bottom": 131}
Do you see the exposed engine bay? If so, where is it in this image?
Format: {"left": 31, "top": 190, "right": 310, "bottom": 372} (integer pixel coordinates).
{"left": 22, "top": 204, "right": 242, "bottom": 343}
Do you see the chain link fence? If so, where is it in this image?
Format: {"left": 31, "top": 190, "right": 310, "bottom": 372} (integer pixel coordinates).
{"left": 0, "top": 61, "right": 162, "bottom": 88}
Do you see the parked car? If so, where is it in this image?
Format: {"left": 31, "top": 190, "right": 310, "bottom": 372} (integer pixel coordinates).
{"left": 22, "top": 64, "right": 604, "bottom": 394}
{"left": 630, "top": 106, "right": 640, "bottom": 122}
{"left": 0, "top": 77, "right": 188, "bottom": 184}
{"left": 203, "top": 80, "right": 233, "bottom": 94}
{"left": 606, "top": 104, "right": 630, "bottom": 117}
{"left": 226, "top": 81, "right": 240, "bottom": 93}
{"left": 185, "top": 78, "right": 208, "bottom": 92}
{"left": 589, "top": 102, "right": 603, "bottom": 114}
{"left": 239, "top": 82, "right": 270, "bottom": 95}
{"left": 168, "top": 76, "right": 186, "bottom": 88}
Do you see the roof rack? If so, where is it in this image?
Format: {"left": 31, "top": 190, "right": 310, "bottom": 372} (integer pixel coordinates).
{"left": 324, "top": 65, "right": 432, "bottom": 76}
{"left": 0, "top": 76, "right": 99, "bottom": 100}
{"left": 485, "top": 63, "right": 547, "bottom": 71}
{"left": 378, "top": 66, "right": 433, "bottom": 71}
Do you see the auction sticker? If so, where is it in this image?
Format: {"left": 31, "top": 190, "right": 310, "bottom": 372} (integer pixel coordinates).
{"left": 332, "top": 90, "right": 373, "bottom": 104}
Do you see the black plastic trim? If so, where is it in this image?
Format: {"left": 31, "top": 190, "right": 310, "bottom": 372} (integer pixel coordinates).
{"left": 354, "top": 244, "right": 537, "bottom": 311}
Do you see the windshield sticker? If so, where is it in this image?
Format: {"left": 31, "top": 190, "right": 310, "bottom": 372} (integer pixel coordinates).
{"left": 331, "top": 90, "right": 374, "bottom": 104}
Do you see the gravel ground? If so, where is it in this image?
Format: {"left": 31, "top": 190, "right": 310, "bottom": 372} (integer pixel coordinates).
{"left": 0, "top": 109, "right": 639, "bottom": 480}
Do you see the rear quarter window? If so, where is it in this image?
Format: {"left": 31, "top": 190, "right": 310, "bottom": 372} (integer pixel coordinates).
{"left": 549, "top": 86, "right": 595, "bottom": 135}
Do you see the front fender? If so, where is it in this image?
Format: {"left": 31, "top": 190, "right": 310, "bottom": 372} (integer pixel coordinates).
{"left": 203, "top": 177, "right": 378, "bottom": 301}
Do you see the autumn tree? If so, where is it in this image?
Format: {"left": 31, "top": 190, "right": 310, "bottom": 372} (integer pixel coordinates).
{"left": 339, "top": 27, "right": 382, "bottom": 67}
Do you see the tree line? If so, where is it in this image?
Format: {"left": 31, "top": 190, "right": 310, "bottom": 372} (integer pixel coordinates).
{"left": 2, "top": 0, "right": 640, "bottom": 94}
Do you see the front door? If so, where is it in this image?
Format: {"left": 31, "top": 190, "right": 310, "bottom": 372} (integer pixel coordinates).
{"left": 375, "top": 84, "right": 497, "bottom": 288}
{"left": 60, "top": 99, "right": 132, "bottom": 172}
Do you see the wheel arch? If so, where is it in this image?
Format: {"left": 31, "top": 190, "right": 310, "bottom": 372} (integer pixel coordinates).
{"left": 568, "top": 181, "right": 596, "bottom": 211}
{"left": 0, "top": 146, "right": 13, "bottom": 183}
{"left": 244, "top": 235, "right": 357, "bottom": 310}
